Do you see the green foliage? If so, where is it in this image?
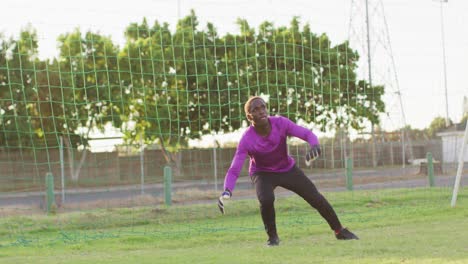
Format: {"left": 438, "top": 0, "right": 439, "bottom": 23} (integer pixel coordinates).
{"left": 460, "top": 113, "right": 467, "bottom": 127}
{"left": 428, "top": 116, "right": 449, "bottom": 138}
{"left": 0, "top": 11, "right": 386, "bottom": 150}
{"left": 0, "top": 28, "right": 40, "bottom": 147}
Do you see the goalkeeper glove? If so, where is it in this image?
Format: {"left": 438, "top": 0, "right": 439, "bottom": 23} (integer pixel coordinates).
{"left": 217, "top": 189, "right": 232, "bottom": 215}
{"left": 305, "top": 145, "right": 321, "bottom": 166}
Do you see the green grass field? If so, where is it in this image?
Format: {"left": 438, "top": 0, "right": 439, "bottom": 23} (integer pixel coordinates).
{"left": 1, "top": 187, "right": 467, "bottom": 264}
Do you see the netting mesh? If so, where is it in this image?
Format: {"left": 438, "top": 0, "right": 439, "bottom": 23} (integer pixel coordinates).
{"left": 0, "top": 12, "right": 384, "bottom": 191}
{"left": 0, "top": 10, "right": 462, "bottom": 247}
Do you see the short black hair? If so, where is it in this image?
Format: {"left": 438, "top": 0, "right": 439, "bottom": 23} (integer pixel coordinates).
{"left": 244, "top": 96, "right": 265, "bottom": 116}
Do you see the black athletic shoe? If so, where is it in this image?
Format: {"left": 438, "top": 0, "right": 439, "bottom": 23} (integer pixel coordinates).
{"left": 267, "top": 236, "right": 280, "bottom": 246}
{"left": 335, "top": 228, "right": 359, "bottom": 240}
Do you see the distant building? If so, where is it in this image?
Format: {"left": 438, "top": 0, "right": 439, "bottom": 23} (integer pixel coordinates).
{"left": 437, "top": 123, "right": 468, "bottom": 163}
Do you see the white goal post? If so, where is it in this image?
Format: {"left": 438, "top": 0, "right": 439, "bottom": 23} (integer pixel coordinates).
{"left": 451, "top": 97, "right": 468, "bottom": 207}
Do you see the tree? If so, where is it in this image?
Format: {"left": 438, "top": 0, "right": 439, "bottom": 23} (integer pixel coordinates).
{"left": 57, "top": 28, "right": 121, "bottom": 138}
{"left": 428, "top": 116, "right": 450, "bottom": 138}
{"left": 0, "top": 27, "right": 42, "bottom": 148}
{"left": 111, "top": 12, "right": 386, "bottom": 165}
{"left": 459, "top": 113, "right": 467, "bottom": 128}
{"left": 51, "top": 29, "right": 120, "bottom": 180}
{"left": 2, "top": 12, "right": 386, "bottom": 169}
{"left": 116, "top": 11, "right": 244, "bottom": 166}
{"left": 232, "top": 16, "right": 384, "bottom": 132}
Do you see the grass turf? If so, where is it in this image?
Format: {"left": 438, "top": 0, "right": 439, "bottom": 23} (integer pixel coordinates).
{"left": 0, "top": 187, "right": 467, "bottom": 264}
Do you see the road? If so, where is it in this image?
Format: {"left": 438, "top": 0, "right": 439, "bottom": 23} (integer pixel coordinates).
{"left": 1, "top": 166, "right": 466, "bottom": 209}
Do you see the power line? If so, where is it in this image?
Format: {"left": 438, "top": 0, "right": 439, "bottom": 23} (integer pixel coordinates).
{"left": 348, "top": 0, "right": 414, "bottom": 166}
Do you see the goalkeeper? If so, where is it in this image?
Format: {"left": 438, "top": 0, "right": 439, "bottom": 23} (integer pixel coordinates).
{"left": 218, "top": 96, "right": 358, "bottom": 246}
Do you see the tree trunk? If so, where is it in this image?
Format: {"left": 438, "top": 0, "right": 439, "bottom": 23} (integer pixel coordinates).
{"left": 62, "top": 136, "right": 87, "bottom": 182}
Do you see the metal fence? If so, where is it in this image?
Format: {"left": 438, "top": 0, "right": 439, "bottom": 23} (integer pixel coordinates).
{"left": 0, "top": 139, "right": 444, "bottom": 192}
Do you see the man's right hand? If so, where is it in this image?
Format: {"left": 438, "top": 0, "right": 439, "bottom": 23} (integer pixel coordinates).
{"left": 217, "top": 189, "right": 232, "bottom": 215}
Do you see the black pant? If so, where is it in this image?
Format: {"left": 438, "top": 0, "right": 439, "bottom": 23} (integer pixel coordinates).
{"left": 251, "top": 165, "right": 342, "bottom": 238}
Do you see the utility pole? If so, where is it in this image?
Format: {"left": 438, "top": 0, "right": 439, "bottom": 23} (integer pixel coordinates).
{"left": 177, "top": 0, "right": 181, "bottom": 20}
{"left": 382, "top": 8, "right": 414, "bottom": 167}
{"left": 437, "top": 0, "right": 450, "bottom": 127}
{"left": 348, "top": 0, "right": 414, "bottom": 167}
{"left": 365, "top": 0, "right": 377, "bottom": 168}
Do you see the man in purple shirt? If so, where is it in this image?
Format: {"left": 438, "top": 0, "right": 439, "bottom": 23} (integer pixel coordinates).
{"left": 218, "top": 96, "right": 358, "bottom": 246}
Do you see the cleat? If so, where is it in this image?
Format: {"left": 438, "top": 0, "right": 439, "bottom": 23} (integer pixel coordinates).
{"left": 335, "top": 228, "right": 359, "bottom": 240}
{"left": 267, "top": 236, "right": 280, "bottom": 246}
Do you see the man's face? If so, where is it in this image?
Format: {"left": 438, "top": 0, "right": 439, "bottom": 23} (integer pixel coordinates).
{"left": 247, "top": 99, "right": 269, "bottom": 126}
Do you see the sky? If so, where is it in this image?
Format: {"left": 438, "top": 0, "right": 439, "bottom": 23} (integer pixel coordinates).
{"left": 1, "top": 0, "right": 467, "bottom": 133}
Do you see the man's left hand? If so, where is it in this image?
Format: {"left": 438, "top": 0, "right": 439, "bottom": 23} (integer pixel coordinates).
{"left": 306, "top": 145, "right": 321, "bottom": 165}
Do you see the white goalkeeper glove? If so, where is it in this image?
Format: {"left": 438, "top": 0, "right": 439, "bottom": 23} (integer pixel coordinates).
{"left": 305, "top": 145, "right": 321, "bottom": 166}
{"left": 217, "top": 189, "right": 232, "bottom": 215}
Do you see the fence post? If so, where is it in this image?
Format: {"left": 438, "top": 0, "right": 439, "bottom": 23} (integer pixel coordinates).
{"left": 426, "top": 152, "right": 435, "bottom": 187}
{"left": 140, "top": 138, "right": 145, "bottom": 195}
{"left": 390, "top": 142, "right": 394, "bottom": 166}
{"left": 346, "top": 157, "right": 353, "bottom": 191}
{"left": 164, "top": 166, "right": 172, "bottom": 206}
{"left": 45, "top": 172, "right": 56, "bottom": 213}
{"left": 59, "top": 137, "right": 65, "bottom": 203}
{"left": 213, "top": 145, "right": 218, "bottom": 193}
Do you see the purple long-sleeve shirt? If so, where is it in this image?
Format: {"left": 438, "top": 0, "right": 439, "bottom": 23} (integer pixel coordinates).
{"left": 223, "top": 116, "right": 319, "bottom": 192}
